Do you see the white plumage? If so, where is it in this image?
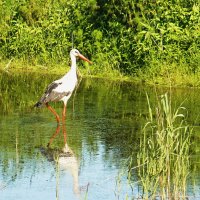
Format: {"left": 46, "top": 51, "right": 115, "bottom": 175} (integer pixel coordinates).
{"left": 34, "top": 49, "right": 92, "bottom": 123}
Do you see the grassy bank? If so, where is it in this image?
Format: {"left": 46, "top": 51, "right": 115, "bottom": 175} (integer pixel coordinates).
{"left": 1, "top": 58, "right": 200, "bottom": 87}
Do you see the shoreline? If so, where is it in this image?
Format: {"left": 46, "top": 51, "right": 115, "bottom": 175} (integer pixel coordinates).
{"left": 0, "top": 61, "right": 200, "bottom": 88}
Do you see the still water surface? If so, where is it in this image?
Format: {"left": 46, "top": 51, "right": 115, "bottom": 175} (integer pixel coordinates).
{"left": 0, "top": 72, "right": 199, "bottom": 199}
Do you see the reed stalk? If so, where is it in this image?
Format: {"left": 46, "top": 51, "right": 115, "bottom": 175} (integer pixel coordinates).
{"left": 137, "top": 93, "right": 192, "bottom": 199}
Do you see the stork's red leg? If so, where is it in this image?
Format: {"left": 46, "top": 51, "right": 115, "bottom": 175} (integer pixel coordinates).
{"left": 46, "top": 103, "right": 60, "bottom": 123}
{"left": 62, "top": 103, "right": 67, "bottom": 124}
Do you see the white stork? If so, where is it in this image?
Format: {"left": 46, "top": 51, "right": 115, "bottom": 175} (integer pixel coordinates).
{"left": 34, "top": 49, "right": 92, "bottom": 123}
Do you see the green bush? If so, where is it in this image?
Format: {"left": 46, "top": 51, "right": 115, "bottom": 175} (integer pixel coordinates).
{"left": 0, "top": 0, "right": 200, "bottom": 76}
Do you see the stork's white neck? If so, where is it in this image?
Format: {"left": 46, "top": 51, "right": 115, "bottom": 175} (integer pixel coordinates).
{"left": 70, "top": 53, "right": 77, "bottom": 72}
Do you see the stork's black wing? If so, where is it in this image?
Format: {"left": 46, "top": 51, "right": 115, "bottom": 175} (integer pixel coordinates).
{"left": 44, "top": 82, "right": 61, "bottom": 95}
{"left": 34, "top": 81, "right": 70, "bottom": 107}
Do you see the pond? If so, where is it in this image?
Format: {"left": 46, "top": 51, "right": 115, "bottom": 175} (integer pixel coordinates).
{"left": 0, "top": 72, "right": 199, "bottom": 199}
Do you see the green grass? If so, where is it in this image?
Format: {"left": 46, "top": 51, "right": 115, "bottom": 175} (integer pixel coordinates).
{"left": 1, "top": 58, "right": 200, "bottom": 87}
{"left": 123, "top": 94, "right": 192, "bottom": 199}
{"left": 0, "top": 0, "right": 200, "bottom": 84}
{"left": 135, "top": 93, "right": 192, "bottom": 199}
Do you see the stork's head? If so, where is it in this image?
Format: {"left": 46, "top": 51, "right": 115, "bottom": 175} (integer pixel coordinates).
{"left": 70, "top": 49, "right": 80, "bottom": 57}
{"left": 70, "top": 49, "right": 92, "bottom": 64}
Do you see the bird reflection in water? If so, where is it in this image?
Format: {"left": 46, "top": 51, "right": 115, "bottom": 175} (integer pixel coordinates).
{"left": 40, "top": 123, "right": 83, "bottom": 199}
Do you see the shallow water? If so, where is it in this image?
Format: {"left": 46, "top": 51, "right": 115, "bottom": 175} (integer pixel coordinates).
{"left": 0, "top": 72, "right": 199, "bottom": 199}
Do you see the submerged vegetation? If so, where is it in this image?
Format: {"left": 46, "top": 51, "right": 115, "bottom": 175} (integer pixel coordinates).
{"left": 0, "top": 0, "right": 200, "bottom": 85}
{"left": 133, "top": 93, "right": 192, "bottom": 199}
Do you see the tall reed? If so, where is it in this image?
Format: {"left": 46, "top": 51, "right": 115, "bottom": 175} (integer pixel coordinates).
{"left": 137, "top": 93, "right": 192, "bottom": 199}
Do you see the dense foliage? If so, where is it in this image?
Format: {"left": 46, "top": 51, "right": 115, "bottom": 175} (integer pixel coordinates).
{"left": 0, "top": 0, "right": 200, "bottom": 76}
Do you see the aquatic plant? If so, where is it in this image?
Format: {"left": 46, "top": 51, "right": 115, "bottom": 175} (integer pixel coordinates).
{"left": 136, "top": 93, "right": 192, "bottom": 199}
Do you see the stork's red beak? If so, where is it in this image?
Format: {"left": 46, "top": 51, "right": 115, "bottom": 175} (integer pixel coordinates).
{"left": 78, "top": 54, "right": 92, "bottom": 64}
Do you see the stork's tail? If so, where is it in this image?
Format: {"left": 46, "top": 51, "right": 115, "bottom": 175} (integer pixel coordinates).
{"left": 34, "top": 101, "right": 43, "bottom": 108}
